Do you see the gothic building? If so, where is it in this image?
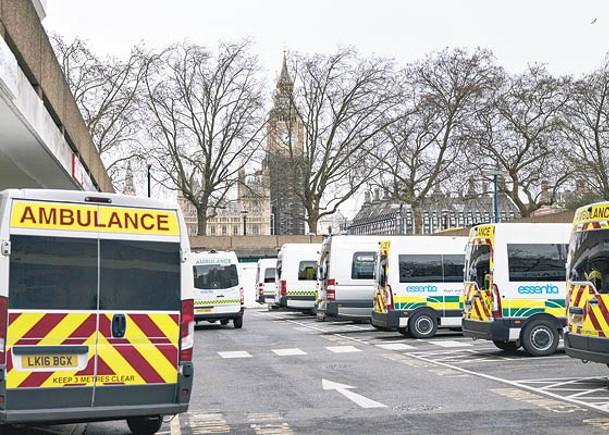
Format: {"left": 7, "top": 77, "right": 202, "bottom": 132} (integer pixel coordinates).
{"left": 263, "top": 55, "right": 306, "bottom": 235}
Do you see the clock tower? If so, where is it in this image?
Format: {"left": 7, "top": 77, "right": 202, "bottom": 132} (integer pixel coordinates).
{"left": 265, "top": 55, "right": 306, "bottom": 235}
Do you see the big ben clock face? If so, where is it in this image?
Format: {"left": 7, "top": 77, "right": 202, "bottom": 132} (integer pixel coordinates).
{"left": 280, "top": 129, "right": 296, "bottom": 144}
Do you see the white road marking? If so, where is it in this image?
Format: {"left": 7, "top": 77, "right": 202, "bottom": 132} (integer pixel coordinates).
{"left": 272, "top": 348, "right": 307, "bottom": 356}
{"left": 322, "top": 379, "right": 386, "bottom": 408}
{"left": 170, "top": 413, "right": 181, "bottom": 435}
{"left": 326, "top": 345, "right": 362, "bottom": 353}
{"left": 376, "top": 343, "right": 416, "bottom": 350}
{"left": 218, "top": 351, "right": 252, "bottom": 359}
{"left": 431, "top": 340, "right": 473, "bottom": 348}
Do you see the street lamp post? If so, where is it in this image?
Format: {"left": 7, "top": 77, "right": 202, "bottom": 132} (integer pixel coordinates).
{"left": 482, "top": 169, "right": 506, "bottom": 224}
{"left": 147, "top": 164, "right": 152, "bottom": 198}
{"left": 241, "top": 210, "right": 249, "bottom": 236}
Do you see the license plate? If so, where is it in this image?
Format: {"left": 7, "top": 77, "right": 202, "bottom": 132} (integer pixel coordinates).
{"left": 22, "top": 354, "right": 78, "bottom": 369}
{"left": 196, "top": 307, "right": 213, "bottom": 313}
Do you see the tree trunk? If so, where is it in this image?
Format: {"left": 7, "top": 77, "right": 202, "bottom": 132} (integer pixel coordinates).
{"left": 307, "top": 208, "right": 319, "bottom": 235}
{"left": 412, "top": 203, "right": 423, "bottom": 235}
{"left": 196, "top": 207, "right": 208, "bottom": 236}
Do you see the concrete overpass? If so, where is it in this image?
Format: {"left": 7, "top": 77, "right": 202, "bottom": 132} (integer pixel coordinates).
{"left": 0, "top": 0, "right": 113, "bottom": 192}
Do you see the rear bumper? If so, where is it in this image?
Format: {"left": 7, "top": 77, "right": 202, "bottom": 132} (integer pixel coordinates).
{"left": 322, "top": 300, "right": 373, "bottom": 320}
{"left": 462, "top": 318, "right": 509, "bottom": 342}
{"left": 564, "top": 331, "right": 609, "bottom": 364}
{"left": 371, "top": 310, "right": 400, "bottom": 330}
{"left": 195, "top": 307, "right": 244, "bottom": 322}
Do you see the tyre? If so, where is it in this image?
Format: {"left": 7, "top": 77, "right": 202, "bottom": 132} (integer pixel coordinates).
{"left": 233, "top": 316, "right": 243, "bottom": 329}
{"left": 521, "top": 319, "right": 559, "bottom": 356}
{"left": 127, "top": 416, "right": 163, "bottom": 435}
{"left": 316, "top": 311, "right": 327, "bottom": 322}
{"left": 408, "top": 311, "right": 438, "bottom": 339}
{"left": 492, "top": 340, "right": 520, "bottom": 352}
{"left": 220, "top": 319, "right": 229, "bottom": 325}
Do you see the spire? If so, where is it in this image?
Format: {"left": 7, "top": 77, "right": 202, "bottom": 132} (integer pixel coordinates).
{"left": 276, "top": 52, "right": 293, "bottom": 96}
{"left": 123, "top": 161, "right": 136, "bottom": 196}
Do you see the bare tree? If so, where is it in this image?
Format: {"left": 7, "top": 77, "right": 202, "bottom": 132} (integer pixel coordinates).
{"left": 279, "top": 48, "right": 400, "bottom": 232}
{"left": 468, "top": 64, "right": 571, "bottom": 216}
{"left": 376, "top": 48, "right": 501, "bottom": 234}
{"left": 562, "top": 56, "right": 609, "bottom": 199}
{"left": 50, "top": 34, "right": 147, "bottom": 187}
{"left": 143, "top": 41, "right": 266, "bottom": 235}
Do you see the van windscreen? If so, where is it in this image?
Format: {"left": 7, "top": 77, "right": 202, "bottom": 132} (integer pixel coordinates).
{"left": 194, "top": 264, "right": 239, "bottom": 290}
{"left": 569, "top": 230, "right": 609, "bottom": 293}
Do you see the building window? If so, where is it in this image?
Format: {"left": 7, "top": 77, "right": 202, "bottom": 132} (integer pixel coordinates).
{"left": 222, "top": 225, "right": 227, "bottom": 235}
{"left": 210, "top": 226, "right": 216, "bottom": 236}
{"left": 233, "top": 225, "right": 239, "bottom": 235}
{"left": 253, "top": 224, "right": 260, "bottom": 235}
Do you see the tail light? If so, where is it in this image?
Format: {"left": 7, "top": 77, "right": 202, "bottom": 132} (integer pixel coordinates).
{"left": 491, "top": 284, "right": 502, "bottom": 319}
{"left": 180, "top": 299, "right": 194, "bottom": 362}
{"left": 327, "top": 278, "right": 336, "bottom": 301}
{"left": 386, "top": 284, "right": 394, "bottom": 311}
{"left": 258, "top": 283, "right": 264, "bottom": 297}
{"left": 281, "top": 280, "right": 287, "bottom": 297}
{"left": 0, "top": 297, "right": 6, "bottom": 364}
{"left": 240, "top": 287, "right": 244, "bottom": 305}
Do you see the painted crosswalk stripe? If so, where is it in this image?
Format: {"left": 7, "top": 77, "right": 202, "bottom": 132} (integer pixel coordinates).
{"left": 218, "top": 351, "right": 252, "bottom": 359}
{"left": 431, "top": 340, "right": 473, "bottom": 348}
{"left": 272, "top": 348, "right": 307, "bottom": 356}
{"left": 376, "top": 343, "right": 416, "bottom": 351}
{"left": 326, "top": 345, "right": 362, "bottom": 353}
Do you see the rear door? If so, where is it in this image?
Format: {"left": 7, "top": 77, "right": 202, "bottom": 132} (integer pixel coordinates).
{"left": 464, "top": 238, "right": 494, "bottom": 322}
{"left": 95, "top": 236, "right": 181, "bottom": 407}
{"left": 193, "top": 259, "right": 240, "bottom": 314}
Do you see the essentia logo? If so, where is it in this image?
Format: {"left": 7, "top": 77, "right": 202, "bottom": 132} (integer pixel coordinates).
{"left": 517, "top": 284, "right": 560, "bottom": 295}
{"left": 406, "top": 285, "right": 438, "bottom": 293}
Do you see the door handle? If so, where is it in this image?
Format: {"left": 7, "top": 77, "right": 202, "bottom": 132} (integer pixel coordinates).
{"left": 472, "top": 294, "right": 481, "bottom": 299}
{"left": 112, "top": 313, "right": 127, "bottom": 338}
{"left": 588, "top": 298, "right": 599, "bottom": 306}
{"left": 568, "top": 307, "right": 584, "bottom": 315}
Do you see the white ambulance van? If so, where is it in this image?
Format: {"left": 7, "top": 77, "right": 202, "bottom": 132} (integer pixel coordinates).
{"left": 565, "top": 202, "right": 609, "bottom": 365}
{"left": 0, "top": 189, "right": 194, "bottom": 434}
{"left": 256, "top": 258, "right": 277, "bottom": 306}
{"left": 462, "top": 223, "right": 570, "bottom": 356}
{"left": 316, "top": 235, "right": 386, "bottom": 321}
{"left": 372, "top": 236, "right": 467, "bottom": 338}
{"left": 192, "top": 250, "right": 244, "bottom": 328}
{"left": 274, "top": 243, "right": 321, "bottom": 312}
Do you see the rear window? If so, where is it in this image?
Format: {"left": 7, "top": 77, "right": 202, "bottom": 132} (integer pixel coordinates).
{"left": 9, "top": 235, "right": 97, "bottom": 310}
{"left": 264, "top": 267, "right": 276, "bottom": 283}
{"left": 100, "top": 239, "right": 181, "bottom": 311}
{"left": 508, "top": 243, "right": 567, "bottom": 282}
{"left": 194, "top": 263, "right": 239, "bottom": 290}
{"left": 298, "top": 261, "right": 317, "bottom": 281}
{"left": 351, "top": 251, "right": 376, "bottom": 280}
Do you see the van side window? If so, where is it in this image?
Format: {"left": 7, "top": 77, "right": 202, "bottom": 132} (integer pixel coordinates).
{"left": 351, "top": 252, "right": 376, "bottom": 280}
{"left": 298, "top": 261, "right": 317, "bottom": 281}
{"left": 399, "top": 255, "right": 442, "bottom": 283}
{"left": 264, "top": 268, "right": 276, "bottom": 283}
{"left": 100, "top": 239, "right": 181, "bottom": 310}
{"left": 507, "top": 243, "right": 567, "bottom": 282}
{"left": 443, "top": 255, "right": 465, "bottom": 283}
{"left": 9, "top": 235, "right": 98, "bottom": 310}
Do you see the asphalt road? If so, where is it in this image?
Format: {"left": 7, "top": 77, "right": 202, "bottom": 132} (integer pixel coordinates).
{"left": 7, "top": 307, "right": 609, "bottom": 434}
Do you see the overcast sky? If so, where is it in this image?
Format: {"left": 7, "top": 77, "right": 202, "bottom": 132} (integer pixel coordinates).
{"left": 44, "top": 0, "right": 609, "bottom": 81}
{"left": 41, "top": 0, "right": 609, "bottom": 216}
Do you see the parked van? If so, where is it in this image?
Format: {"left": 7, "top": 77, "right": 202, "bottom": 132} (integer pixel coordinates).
{"left": 565, "top": 202, "right": 609, "bottom": 365}
{"left": 317, "top": 235, "right": 386, "bottom": 321}
{"left": 462, "top": 223, "right": 570, "bottom": 356}
{"left": 192, "top": 250, "right": 244, "bottom": 328}
{"left": 256, "top": 258, "right": 277, "bottom": 305}
{"left": 274, "top": 243, "right": 321, "bottom": 312}
{"left": 372, "top": 236, "right": 467, "bottom": 338}
{"left": 0, "top": 189, "right": 194, "bottom": 434}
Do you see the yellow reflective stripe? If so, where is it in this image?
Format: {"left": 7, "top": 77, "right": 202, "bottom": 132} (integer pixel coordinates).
{"left": 150, "top": 314, "right": 179, "bottom": 345}
{"left": 96, "top": 335, "right": 146, "bottom": 385}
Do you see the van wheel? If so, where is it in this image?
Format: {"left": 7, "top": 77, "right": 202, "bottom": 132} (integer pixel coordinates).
{"left": 127, "top": 415, "right": 163, "bottom": 435}
{"left": 220, "top": 319, "right": 229, "bottom": 325}
{"left": 233, "top": 317, "right": 243, "bottom": 329}
{"left": 408, "top": 312, "right": 438, "bottom": 339}
{"left": 316, "top": 312, "right": 326, "bottom": 322}
{"left": 493, "top": 340, "right": 519, "bottom": 352}
{"left": 521, "top": 319, "right": 559, "bottom": 356}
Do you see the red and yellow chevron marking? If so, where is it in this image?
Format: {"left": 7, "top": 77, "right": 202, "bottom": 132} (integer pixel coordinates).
{"left": 566, "top": 283, "right": 609, "bottom": 337}
{"left": 5, "top": 311, "right": 179, "bottom": 389}
{"left": 373, "top": 285, "right": 387, "bottom": 314}
{"left": 464, "top": 283, "right": 492, "bottom": 322}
